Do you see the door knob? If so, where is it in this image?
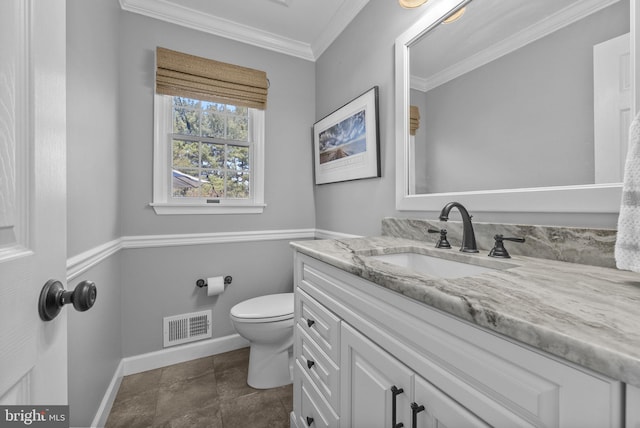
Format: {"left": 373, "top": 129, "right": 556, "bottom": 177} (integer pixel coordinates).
{"left": 39, "top": 279, "right": 97, "bottom": 321}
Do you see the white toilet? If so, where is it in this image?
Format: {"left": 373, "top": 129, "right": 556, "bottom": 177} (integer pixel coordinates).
{"left": 230, "top": 292, "right": 294, "bottom": 389}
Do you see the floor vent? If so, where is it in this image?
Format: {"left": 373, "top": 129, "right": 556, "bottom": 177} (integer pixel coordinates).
{"left": 163, "top": 310, "right": 212, "bottom": 348}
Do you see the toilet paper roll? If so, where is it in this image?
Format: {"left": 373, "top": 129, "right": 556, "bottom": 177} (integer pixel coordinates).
{"left": 207, "top": 276, "right": 225, "bottom": 296}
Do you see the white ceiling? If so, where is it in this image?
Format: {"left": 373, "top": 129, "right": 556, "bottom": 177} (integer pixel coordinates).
{"left": 119, "top": 0, "right": 370, "bottom": 61}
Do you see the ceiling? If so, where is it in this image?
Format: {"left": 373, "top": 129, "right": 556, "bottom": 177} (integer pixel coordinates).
{"left": 119, "top": 0, "right": 370, "bottom": 61}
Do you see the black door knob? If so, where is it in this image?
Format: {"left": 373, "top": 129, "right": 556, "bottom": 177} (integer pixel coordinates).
{"left": 39, "top": 279, "right": 97, "bottom": 321}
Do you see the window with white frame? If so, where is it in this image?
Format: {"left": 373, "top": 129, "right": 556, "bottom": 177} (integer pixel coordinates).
{"left": 152, "top": 94, "right": 265, "bottom": 215}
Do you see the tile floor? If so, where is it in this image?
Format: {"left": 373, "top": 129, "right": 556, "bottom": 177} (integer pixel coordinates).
{"left": 105, "top": 347, "right": 293, "bottom": 428}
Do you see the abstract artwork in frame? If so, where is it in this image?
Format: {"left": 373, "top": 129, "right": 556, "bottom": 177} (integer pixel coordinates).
{"left": 313, "top": 86, "right": 380, "bottom": 184}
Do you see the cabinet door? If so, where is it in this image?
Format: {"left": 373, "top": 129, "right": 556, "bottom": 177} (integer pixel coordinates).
{"left": 413, "top": 376, "right": 490, "bottom": 428}
{"left": 340, "top": 323, "right": 413, "bottom": 428}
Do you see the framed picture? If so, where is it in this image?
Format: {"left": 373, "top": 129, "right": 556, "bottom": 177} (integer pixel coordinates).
{"left": 313, "top": 86, "right": 380, "bottom": 184}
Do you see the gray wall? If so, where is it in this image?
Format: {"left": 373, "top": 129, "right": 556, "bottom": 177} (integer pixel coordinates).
{"left": 121, "top": 240, "right": 296, "bottom": 357}
{"left": 67, "top": 256, "right": 122, "bottom": 427}
{"left": 416, "top": 2, "right": 629, "bottom": 194}
{"left": 67, "top": 2, "right": 316, "bottom": 426}
{"left": 67, "top": 0, "right": 121, "bottom": 256}
{"left": 116, "top": 11, "right": 316, "bottom": 358}
{"left": 315, "top": 1, "right": 620, "bottom": 233}
{"left": 66, "top": 0, "right": 123, "bottom": 426}
{"left": 118, "top": 12, "right": 316, "bottom": 236}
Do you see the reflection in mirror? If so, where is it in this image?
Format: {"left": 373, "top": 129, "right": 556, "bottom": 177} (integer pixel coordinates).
{"left": 408, "top": 0, "right": 630, "bottom": 195}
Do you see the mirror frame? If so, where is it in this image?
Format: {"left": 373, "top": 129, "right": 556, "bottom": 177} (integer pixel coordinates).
{"left": 395, "top": 0, "right": 639, "bottom": 213}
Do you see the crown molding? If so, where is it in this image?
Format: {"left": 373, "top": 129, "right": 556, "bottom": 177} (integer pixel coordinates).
{"left": 120, "top": 0, "right": 314, "bottom": 60}
{"left": 120, "top": 0, "right": 370, "bottom": 61}
{"left": 420, "top": 0, "right": 621, "bottom": 92}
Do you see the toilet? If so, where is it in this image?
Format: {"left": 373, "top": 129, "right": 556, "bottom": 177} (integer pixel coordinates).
{"left": 230, "top": 293, "right": 294, "bottom": 389}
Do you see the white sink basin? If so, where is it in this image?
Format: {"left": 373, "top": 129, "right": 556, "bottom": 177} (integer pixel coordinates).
{"left": 369, "top": 252, "right": 497, "bottom": 279}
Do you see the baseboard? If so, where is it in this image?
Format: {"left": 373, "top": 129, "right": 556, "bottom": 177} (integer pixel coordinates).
{"left": 122, "top": 333, "right": 249, "bottom": 376}
{"left": 90, "top": 359, "right": 124, "bottom": 428}
{"left": 89, "top": 334, "right": 248, "bottom": 427}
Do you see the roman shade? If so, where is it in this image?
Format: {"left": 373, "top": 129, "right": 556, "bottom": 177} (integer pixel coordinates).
{"left": 155, "top": 47, "right": 268, "bottom": 110}
{"left": 410, "top": 105, "right": 420, "bottom": 136}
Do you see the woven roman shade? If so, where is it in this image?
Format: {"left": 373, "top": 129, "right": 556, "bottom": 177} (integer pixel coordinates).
{"left": 410, "top": 105, "right": 420, "bottom": 136}
{"left": 155, "top": 47, "right": 268, "bottom": 109}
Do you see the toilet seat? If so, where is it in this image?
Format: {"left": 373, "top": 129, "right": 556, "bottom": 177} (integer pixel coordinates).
{"left": 230, "top": 293, "right": 294, "bottom": 323}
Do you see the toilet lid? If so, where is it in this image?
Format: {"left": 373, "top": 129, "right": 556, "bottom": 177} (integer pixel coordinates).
{"left": 230, "top": 293, "right": 294, "bottom": 322}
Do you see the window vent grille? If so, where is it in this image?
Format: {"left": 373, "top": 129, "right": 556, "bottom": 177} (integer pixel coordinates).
{"left": 163, "top": 310, "right": 212, "bottom": 348}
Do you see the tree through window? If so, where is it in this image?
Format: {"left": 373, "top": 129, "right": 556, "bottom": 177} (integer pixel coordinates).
{"left": 171, "top": 97, "right": 251, "bottom": 200}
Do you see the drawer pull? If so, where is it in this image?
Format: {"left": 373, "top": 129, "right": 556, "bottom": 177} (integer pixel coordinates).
{"left": 411, "top": 402, "right": 425, "bottom": 428}
{"left": 307, "top": 359, "right": 315, "bottom": 369}
{"left": 391, "top": 385, "right": 405, "bottom": 428}
{"left": 306, "top": 416, "right": 314, "bottom": 426}
{"left": 307, "top": 319, "right": 315, "bottom": 328}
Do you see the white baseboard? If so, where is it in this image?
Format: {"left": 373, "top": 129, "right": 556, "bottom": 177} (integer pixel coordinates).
{"left": 90, "top": 359, "right": 124, "bottom": 428}
{"left": 122, "top": 333, "right": 249, "bottom": 376}
{"left": 90, "top": 334, "right": 248, "bottom": 427}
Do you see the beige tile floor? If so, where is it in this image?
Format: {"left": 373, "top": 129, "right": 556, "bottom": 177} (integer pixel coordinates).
{"left": 105, "top": 347, "right": 293, "bottom": 428}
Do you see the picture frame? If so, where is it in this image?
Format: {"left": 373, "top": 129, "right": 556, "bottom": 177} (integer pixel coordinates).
{"left": 313, "top": 86, "right": 380, "bottom": 185}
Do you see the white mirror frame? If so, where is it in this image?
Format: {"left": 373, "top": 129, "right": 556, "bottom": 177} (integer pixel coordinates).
{"left": 395, "top": 0, "right": 639, "bottom": 213}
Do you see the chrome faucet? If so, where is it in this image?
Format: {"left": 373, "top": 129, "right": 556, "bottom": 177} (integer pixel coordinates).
{"left": 439, "top": 202, "right": 478, "bottom": 253}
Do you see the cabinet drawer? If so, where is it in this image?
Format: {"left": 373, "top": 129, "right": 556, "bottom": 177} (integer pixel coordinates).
{"left": 296, "top": 287, "right": 341, "bottom": 363}
{"left": 296, "top": 325, "right": 340, "bottom": 411}
{"left": 295, "top": 361, "right": 339, "bottom": 428}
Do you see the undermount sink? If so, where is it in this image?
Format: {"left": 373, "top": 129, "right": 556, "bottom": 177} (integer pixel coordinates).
{"left": 369, "top": 252, "right": 499, "bottom": 279}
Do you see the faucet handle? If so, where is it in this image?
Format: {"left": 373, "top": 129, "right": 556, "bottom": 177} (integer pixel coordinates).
{"left": 488, "top": 235, "right": 525, "bottom": 258}
{"left": 428, "top": 228, "right": 452, "bottom": 249}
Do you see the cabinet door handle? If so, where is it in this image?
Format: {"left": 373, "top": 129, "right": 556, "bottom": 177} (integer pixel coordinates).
{"left": 307, "top": 359, "right": 315, "bottom": 369}
{"left": 307, "top": 319, "right": 315, "bottom": 328}
{"left": 411, "top": 402, "right": 425, "bottom": 428}
{"left": 306, "top": 416, "right": 314, "bottom": 426}
{"left": 391, "top": 385, "right": 405, "bottom": 428}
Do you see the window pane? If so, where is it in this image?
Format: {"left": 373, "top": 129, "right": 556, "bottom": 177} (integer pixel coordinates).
{"left": 202, "top": 143, "right": 225, "bottom": 169}
{"left": 173, "top": 106, "right": 200, "bottom": 136}
{"left": 173, "top": 97, "right": 201, "bottom": 109}
{"left": 172, "top": 168, "right": 203, "bottom": 198}
{"left": 227, "top": 114, "right": 248, "bottom": 141}
{"left": 226, "top": 146, "right": 249, "bottom": 171}
{"left": 202, "top": 170, "right": 225, "bottom": 198}
{"left": 226, "top": 171, "right": 250, "bottom": 198}
{"left": 201, "top": 108, "right": 225, "bottom": 138}
{"left": 172, "top": 140, "right": 200, "bottom": 168}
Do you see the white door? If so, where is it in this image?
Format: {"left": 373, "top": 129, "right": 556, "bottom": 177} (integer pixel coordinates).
{"left": 340, "top": 323, "right": 413, "bottom": 428}
{"left": 594, "top": 32, "right": 631, "bottom": 184}
{"left": 0, "top": 0, "right": 67, "bottom": 406}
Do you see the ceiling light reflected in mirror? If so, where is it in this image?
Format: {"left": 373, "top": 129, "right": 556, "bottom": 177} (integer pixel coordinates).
{"left": 399, "top": 0, "right": 428, "bottom": 9}
{"left": 442, "top": 7, "right": 466, "bottom": 23}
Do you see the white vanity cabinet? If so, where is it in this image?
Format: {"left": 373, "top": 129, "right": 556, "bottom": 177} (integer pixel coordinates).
{"left": 341, "top": 322, "right": 490, "bottom": 428}
{"left": 291, "top": 252, "right": 625, "bottom": 428}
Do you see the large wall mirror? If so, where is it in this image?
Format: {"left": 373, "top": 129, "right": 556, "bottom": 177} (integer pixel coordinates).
{"left": 395, "top": 0, "right": 639, "bottom": 213}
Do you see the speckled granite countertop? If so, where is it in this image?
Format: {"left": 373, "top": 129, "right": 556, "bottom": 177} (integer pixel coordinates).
{"left": 290, "top": 236, "right": 640, "bottom": 387}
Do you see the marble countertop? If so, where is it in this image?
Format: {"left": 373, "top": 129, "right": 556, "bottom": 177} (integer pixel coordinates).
{"left": 290, "top": 236, "right": 640, "bottom": 387}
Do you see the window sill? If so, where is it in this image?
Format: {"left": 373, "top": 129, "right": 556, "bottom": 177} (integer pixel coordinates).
{"left": 149, "top": 203, "right": 266, "bottom": 215}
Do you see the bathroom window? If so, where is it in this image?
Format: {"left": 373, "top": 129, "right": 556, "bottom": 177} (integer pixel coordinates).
{"left": 151, "top": 94, "right": 265, "bottom": 215}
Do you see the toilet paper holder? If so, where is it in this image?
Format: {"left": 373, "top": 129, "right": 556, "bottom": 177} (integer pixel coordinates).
{"left": 196, "top": 276, "right": 232, "bottom": 288}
